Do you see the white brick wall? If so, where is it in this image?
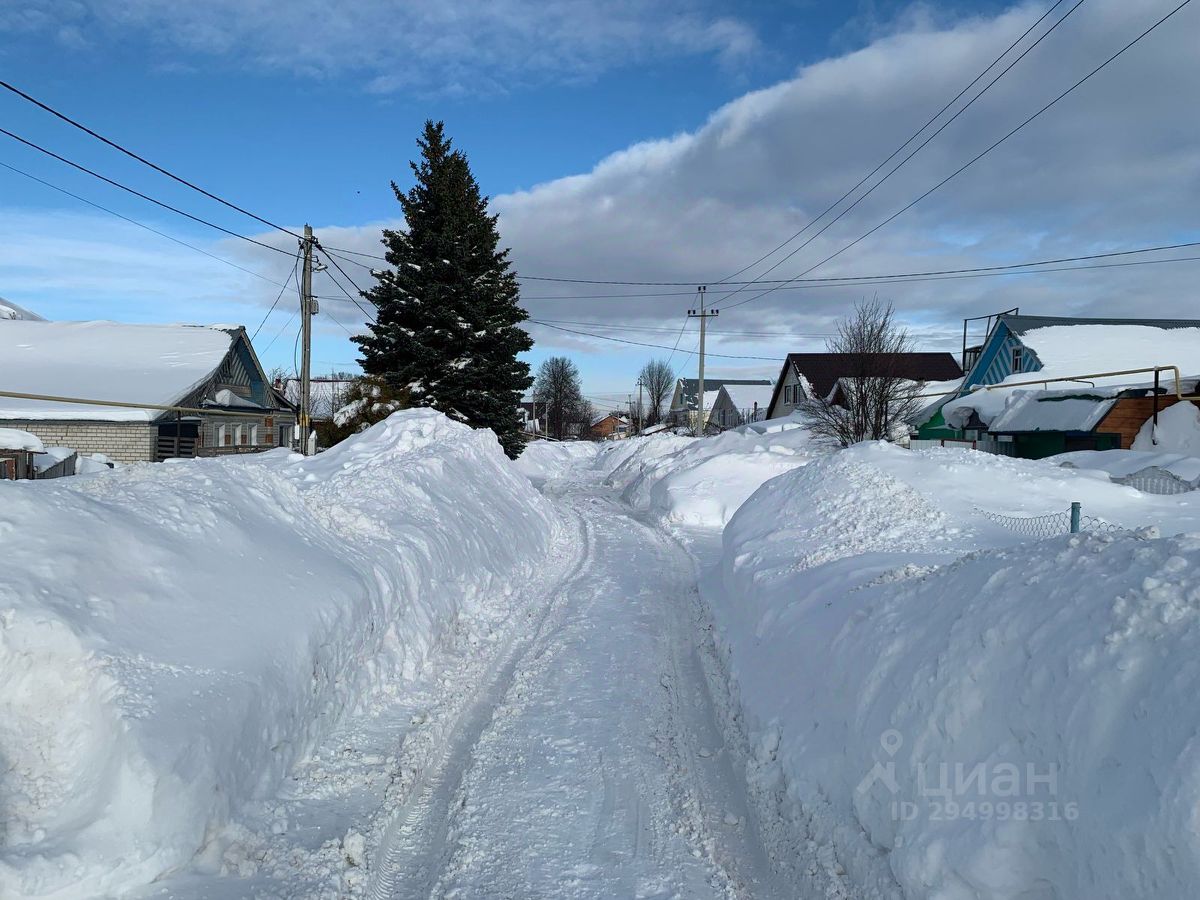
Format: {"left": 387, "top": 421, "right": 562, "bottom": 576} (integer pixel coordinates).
{"left": 1, "top": 420, "right": 156, "bottom": 464}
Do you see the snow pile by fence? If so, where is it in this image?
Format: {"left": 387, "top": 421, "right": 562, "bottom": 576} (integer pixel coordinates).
{"left": 707, "top": 441, "right": 1200, "bottom": 898}
{"left": 607, "top": 418, "right": 817, "bottom": 528}
{"left": 0, "top": 410, "right": 558, "bottom": 899}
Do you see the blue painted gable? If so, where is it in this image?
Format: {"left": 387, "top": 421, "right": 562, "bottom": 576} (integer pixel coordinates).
{"left": 962, "top": 321, "right": 1043, "bottom": 391}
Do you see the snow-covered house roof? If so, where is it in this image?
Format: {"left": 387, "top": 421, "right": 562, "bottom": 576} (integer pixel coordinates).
{"left": 720, "top": 383, "right": 774, "bottom": 414}
{"left": 591, "top": 411, "right": 629, "bottom": 427}
{"left": 0, "top": 320, "right": 270, "bottom": 422}
{"left": 767, "top": 352, "right": 962, "bottom": 417}
{"left": 672, "top": 377, "right": 771, "bottom": 411}
{"left": 946, "top": 314, "right": 1200, "bottom": 429}
{"left": 0, "top": 297, "right": 46, "bottom": 321}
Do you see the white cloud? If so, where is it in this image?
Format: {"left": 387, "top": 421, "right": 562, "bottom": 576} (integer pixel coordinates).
{"left": 6, "top": 0, "right": 1200, "bottom": 387}
{"left": 9, "top": 0, "right": 758, "bottom": 93}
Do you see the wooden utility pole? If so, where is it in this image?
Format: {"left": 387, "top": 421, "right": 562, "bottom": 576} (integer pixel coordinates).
{"left": 687, "top": 285, "right": 717, "bottom": 436}
{"left": 299, "top": 224, "right": 316, "bottom": 455}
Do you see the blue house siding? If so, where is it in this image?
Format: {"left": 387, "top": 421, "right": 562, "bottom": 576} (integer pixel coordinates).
{"left": 962, "top": 322, "right": 1043, "bottom": 391}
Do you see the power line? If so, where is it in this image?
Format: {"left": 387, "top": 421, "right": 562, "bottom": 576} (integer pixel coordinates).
{"left": 714, "top": 0, "right": 1088, "bottom": 308}
{"left": 322, "top": 308, "right": 356, "bottom": 337}
{"left": 0, "top": 124, "right": 291, "bottom": 256}
{"left": 319, "top": 260, "right": 378, "bottom": 324}
{"left": 512, "top": 235, "right": 1200, "bottom": 287}
{"left": 528, "top": 320, "right": 781, "bottom": 360}
{"left": 251, "top": 250, "right": 302, "bottom": 340}
{"left": 723, "top": 0, "right": 1195, "bottom": 313}
{"left": 713, "top": 0, "right": 1077, "bottom": 288}
{"left": 534, "top": 318, "right": 838, "bottom": 337}
{"left": 0, "top": 79, "right": 302, "bottom": 240}
{"left": 514, "top": 240, "right": 1200, "bottom": 301}
{"left": 0, "top": 158, "right": 292, "bottom": 287}
{"left": 262, "top": 308, "right": 299, "bottom": 353}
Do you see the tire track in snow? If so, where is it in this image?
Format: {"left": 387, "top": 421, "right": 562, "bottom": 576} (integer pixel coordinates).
{"left": 364, "top": 511, "right": 593, "bottom": 900}
{"left": 387, "top": 487, "right": 791, "bottom": 899}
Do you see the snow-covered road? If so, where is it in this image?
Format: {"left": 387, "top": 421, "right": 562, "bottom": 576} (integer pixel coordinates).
{"left": 367, "top": 486, "right": 785, "bottom": 900}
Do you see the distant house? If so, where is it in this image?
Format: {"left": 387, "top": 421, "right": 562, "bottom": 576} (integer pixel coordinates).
{"left": 590, "top": 412, "right": 630, "bottom": 441}
{"left": 765, "top": 352, "right": 963, "bottom": 420}
{"left": 283, "top": 376, "right": 358, "bottom": 422}
{"left": 916, "top": 312, "right": 1200, "bottom": 458}
{"left": 0, "top": 320, "right": 297, "bottom": 464}
{"left": 710, "top": 383, "right": 774, "bottom": 430}
{"left": 518, "top": 401, "right": 548, "bottom": 436}
{"left": 667, "top": 377, "right": 773, "bottom": 430}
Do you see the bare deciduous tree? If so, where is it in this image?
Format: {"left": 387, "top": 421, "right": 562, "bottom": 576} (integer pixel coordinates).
{"left": 638, "top": 359, "right": 674, "bottom": 427}
{"left": 533, "top": 356, "right": 591, "bottom": 440}
{"left": 798, "top": 299, "right": 922, "bottom": 447}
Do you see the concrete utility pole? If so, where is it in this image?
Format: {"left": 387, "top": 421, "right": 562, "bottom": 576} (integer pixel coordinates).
{"left": 687, "top": 285, "right": 717, "bottom": 436}
{"left": 636, "top": 377, "right": 644, "bottom": 434}
{"left": 299, "top": 224, "right": 317, "bottom": 455}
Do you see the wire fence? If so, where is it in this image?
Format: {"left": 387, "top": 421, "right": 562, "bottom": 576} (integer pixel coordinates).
{"left": 975, "top": 502, "right": 1128, "bottom": 538}
{"left": 1119, "top": 471, "right": 1194, "bottom": 495}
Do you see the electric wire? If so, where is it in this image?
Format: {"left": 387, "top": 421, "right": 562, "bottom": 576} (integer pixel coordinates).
{"left": 0, "top": 125, "right": 292, "bottom": 256}
{"left": 722, "top": 0, "right": 1195, "bottom": 313}
{"left": 251, "top": 251, "right": 302, "bottom": 340}
{"left": 712, "top": 0, "right": 1076, "bottom": 287}
{"left": 0, "top": 78, "right": 303, "bottom": 239}
{"left": 712, "top": 0, "right": 1089, "bottom": 308}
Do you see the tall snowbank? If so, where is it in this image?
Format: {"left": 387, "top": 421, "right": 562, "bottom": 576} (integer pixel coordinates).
{"left": 608, "top": 421, "right": 816, "bottom": 528}
{"left": 0, "top": 410, "right": 557, "bottom": 899}
{"left": 707, "top": 442, "right": 1200, "bottom": 898}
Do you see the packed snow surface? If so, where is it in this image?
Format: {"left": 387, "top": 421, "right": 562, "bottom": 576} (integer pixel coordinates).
{"left": 0, "top": 410, "right": 557, "bottom": 898}
{"left": 0, "top": 320, "right": 235, "bottom": 421}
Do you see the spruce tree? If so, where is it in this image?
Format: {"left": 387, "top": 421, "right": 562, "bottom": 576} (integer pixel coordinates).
{"left": 354, "top": 120, "right": 533, "bottom": 457}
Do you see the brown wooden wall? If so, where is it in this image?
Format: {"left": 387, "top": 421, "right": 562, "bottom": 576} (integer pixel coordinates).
{"left": 1096, "top": 398, "right": 1200, "bottom": 449}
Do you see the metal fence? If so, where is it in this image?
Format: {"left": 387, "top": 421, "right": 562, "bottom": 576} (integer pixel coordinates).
{"left": 976, "top": 502, "right": 1128, "bottom": 538}
{"left": 1118, "top": 470, "right": 1194, "bottom": 495}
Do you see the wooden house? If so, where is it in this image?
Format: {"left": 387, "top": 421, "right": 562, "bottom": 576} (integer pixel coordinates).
{"left": 765, "top": 352, "right": 962, "bottom": 419}
{"left": 709, "top": 384, "right": 774, "bottom": 430}
{"left": 0, "top": 320, "right": 297, "bottom": 464}
{"left": 590, "top": 412, "right": 630, "bottom": 441}
{"left": 918, "top": 313, "right": 1200, "bottom": 458}
{"left": 667, "top": 377, "right": 772, "bottom": 430}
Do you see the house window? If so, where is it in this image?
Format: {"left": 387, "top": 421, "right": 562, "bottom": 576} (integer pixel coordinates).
{"left": 235, "top": 424, "right": 245, "bottom": 445}
{"left": 1011, "top": 346, "right": 1023, "bottom": 372}
{"left": 251, "top": 425, "right": 260, "bottom": 445}
{"left": 218, "top": 424, "right": 230, "bottom": 446}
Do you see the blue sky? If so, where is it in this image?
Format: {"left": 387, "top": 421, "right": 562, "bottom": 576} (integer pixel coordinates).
{"left": 2, "top": 0, "right": 1197, "bottom": 410}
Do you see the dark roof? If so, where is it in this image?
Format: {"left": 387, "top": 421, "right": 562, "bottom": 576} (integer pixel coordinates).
{"left": 1000, "top": 313, "right": 1200, "bottom": 335}
{"left": 781, "top": 352, "right": 963, "bottom": 400}
{"left": 675, "top": 377, "right": 771, "bottom": 409}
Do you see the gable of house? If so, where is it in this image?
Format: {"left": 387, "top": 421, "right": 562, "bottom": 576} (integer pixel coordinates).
{"left": 767, "top": 352, "right": 962, "bottom": 419}
{"left": 0, "top": 320, "right": 295, "bottom": 462}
